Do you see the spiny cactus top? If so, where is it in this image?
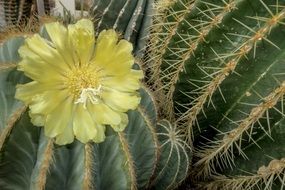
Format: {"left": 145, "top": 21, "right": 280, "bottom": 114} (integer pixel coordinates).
{"left": 14, "top": 19, "right": 143, "bottom": 145}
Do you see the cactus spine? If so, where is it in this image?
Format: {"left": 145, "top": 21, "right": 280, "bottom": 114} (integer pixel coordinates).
{"left": 3, "top": 0, "right": 285, "bottom": 189}
{"left": 146, "top": 0, "right": 285, "bottom": 189}
{"left": 0, "top": 1, "right": 191, "bottom": 189}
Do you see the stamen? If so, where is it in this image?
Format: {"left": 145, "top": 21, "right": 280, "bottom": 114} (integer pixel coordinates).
{"left": 74, "top": 85, "right": 102, "bottom": 109}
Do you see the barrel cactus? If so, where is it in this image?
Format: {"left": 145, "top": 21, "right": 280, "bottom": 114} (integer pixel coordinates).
{"left": 146, "top": 0, "right": 285, "bottom": 189}
{"left": 0, "top": 0, "right": 34, "bottom": 27}
{"left": 2, "top": 0, "right": 285, "bottom": 189}
{"left": 0, "top": 1, "right": 190, "bottom": 190}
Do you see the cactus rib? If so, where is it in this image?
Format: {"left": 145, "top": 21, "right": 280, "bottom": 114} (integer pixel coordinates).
{"left": 0, "top": 105, "right": 26, "bottom": 151}
{"left": 158, "top": 0, "right": 238, "bottom": 119}
{"left": 124, "top": 0, "right": 145, "bottom": 41}
{"left": 113, "top": 0, "right": 132, "bottom": 29}
{"left": 153, "top": 120, "right": 191, "bottom": 189}
{"left": 149, "top": 0, "right": 195, "bottom": 80}
{"left": 137, "top": 107, "right": 159, "bottom": 187}
{"left": 0, "top": 62, "right": 16, "bottom": 70}
{"left": 194, "top": 81, "right": 285, "bottom": 178}
{"left": 95, "top": 0, "right": 115, "bottom": 35}
{"left": 204, "top": 158, "right": 285, "bottom": 190}
{"left": 118, "top": 132, "right": 137, "bottom": 190}
{"left": 2, "top": 0, "right": 34, "bottom": 26}
{"left": 139, "top": 85, "right": 159, "bottom": 123}
{"left": 83, "top": 143, "right": 94, "bottom": 190}
{"left": 178, "top": 2, "right": 285, "bottom": 140}
{"left": 33, "top": 138, "right": 54, "bottom": 190}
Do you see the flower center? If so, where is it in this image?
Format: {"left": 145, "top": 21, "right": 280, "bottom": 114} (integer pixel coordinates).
{"left": 66, "top": 67, "right": 101, "bottom": 108}
{"left": 74, "top": 86, "right": 102, "bottom": 109}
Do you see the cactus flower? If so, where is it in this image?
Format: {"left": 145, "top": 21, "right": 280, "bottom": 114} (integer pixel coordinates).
{"left": 15, "top": 19, "right": 143, "bottom": 145}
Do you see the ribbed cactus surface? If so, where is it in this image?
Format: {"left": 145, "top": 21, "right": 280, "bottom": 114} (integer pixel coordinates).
{"left": 0, "top": 0, "right": 34, "bottom": 26}
{"left": 3, "top": 0, "right": 285, "bottom": 189}
{"left": 90, "top": 0, "right": 154, "bottom": 56}
{"left": 147, "top": 0, "right": 285, "bottom": 189}
{"left": 0, "top": 36, "right": 190, "bottom": 190}
{"left": 0, "top": 1, "right": 191, "bottom": 190}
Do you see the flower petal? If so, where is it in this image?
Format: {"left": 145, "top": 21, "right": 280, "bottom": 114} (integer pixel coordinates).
{"left": 68, "top": 19, "right": 95, "bottom": 65}
{"left": 111, "top": 113, "right": 128, "bottom": 132}
{"left": 102, "top": 69, "right": 143, "bottom": 92}
{"left": 73, "top": 105, "right": 97, "bottom": 143}
{"left": 101, "top": 89, "right": 141, "bottom": 112}
{"left": 29, "top": 90, "right": 69, "bottom": 115}
{"left": 44, "top": 97, "right": 73, "bottom": 137}
{"left": 29, "top": 112, "right": 45, "bottom": 126}
{"left": 44, "top": 22, "right": 67, "bottom": 50}
{"left": 92, "top": 124, "right": 106, "bottom": 143}
{"left": 94, "top": 29, "right": 118, "bottom": 63}
{"left": 87, "top": 103, "right": 121, "bottom": 125}
{"left": 16, "top": 81, "right": 59, "bottom": 104}
{"left": 19, "top": 34, "right": 70, "bottom": 71}
{"left": 113, "top": 39, "right": 134, "bottom": 68}
{"left": 114, "top": 39, "right": 133, "bottom": 57}
{"left": 92, "top": 30, "right": 134, "bottom": 76}
{"left": 44, "top": 22, "right": 75, "bottom": 68}
{"left": 18, "top": 58, "right": 65, "bottom": 83}
{"left": 55, "top": 122, "right": 74, "bottom": 145}
{"left": 14, "top": 20, "right": 142, "bottom": 145}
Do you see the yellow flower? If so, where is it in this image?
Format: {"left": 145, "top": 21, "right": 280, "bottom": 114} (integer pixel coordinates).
{"left": 15, "top": 19, "right": 143, "bottom": 145}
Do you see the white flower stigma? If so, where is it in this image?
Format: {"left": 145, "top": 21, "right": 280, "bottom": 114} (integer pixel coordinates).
{"left": 75, "top": 85, "right": 102, "bottom": 109}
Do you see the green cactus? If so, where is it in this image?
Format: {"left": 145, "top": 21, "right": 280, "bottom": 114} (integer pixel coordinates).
{"left": 90, "top": 0, "right": 154, "bottom": 57}
{"left": 0, "top": 0, "right": 36, "bottom": 27}
{"left": 146, "top": 0, "right": 285, "bottom": 189}
{"left": 3, "top": 0, "right": 285, "bottom": 189}
{"left": 0, "top": 36, "right": 190, "bottom": 190}
{"left": 0, "top": 1, "right": 191, "bottom": 190}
